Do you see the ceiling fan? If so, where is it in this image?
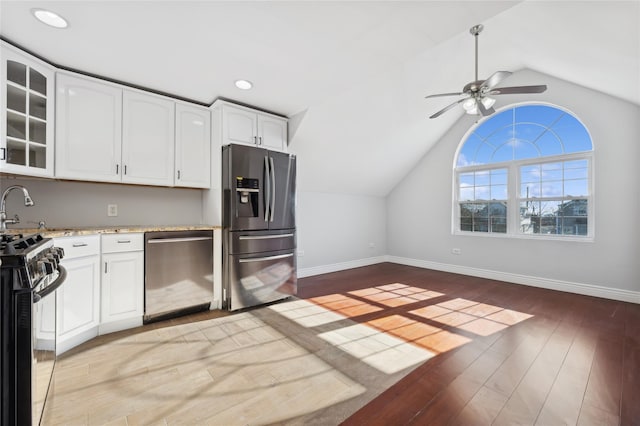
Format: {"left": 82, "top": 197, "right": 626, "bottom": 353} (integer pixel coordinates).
{"left": 425, "top": 24, "right": 547, "bottom": 119}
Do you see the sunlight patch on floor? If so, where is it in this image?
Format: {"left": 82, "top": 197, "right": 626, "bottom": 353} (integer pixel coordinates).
{"left": 43, "top": 312, "right": 365, "bottom": 425}
{"left": 318, "top": 323, "right": 435, "bottom": 374}
{"left": 278, "top": 284, "right": 535, "bottom": 371}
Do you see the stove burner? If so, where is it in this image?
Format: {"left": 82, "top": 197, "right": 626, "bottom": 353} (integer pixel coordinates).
{"left": 0, "top": 233, "right": 24, "bottom": 252}
{"left": 1, "top": 233, "right": 62, "bottom": 291}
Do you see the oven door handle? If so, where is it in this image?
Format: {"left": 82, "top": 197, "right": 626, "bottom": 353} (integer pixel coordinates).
{"left": 34, "top": 265, "right": 67, "bottom": 302}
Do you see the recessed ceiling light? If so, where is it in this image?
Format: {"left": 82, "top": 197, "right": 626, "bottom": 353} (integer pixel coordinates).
{"left": 31, "top": 9, "right": 68, "bottom": 29}
{"left": 235, "top": 79, "right": 253, "bottom": 90}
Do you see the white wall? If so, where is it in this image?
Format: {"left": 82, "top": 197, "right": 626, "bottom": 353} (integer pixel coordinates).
{"left": 0, "top": 177, "right": 203, "bottom": 228}
{"left": 387, "top": 69, "right": 640, "bottom": 299}
{"left": 295, "top": 190, "right": 386, "bottom": 277}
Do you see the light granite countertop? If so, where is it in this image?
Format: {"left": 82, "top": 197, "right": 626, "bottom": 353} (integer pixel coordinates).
{"left": 4, "top": 225, "right": 221, "bottom": 238}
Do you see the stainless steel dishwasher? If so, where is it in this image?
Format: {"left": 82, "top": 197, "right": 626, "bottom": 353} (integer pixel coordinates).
{"left": 144, "top": 230, "right": 213, "bottom": 323}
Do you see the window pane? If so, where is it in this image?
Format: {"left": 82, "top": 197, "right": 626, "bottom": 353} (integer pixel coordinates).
{"left": 460, "top": 203, "right": 474, "bottom": 231}
{"left": 491, "top": 169, "right": 508, "bottom": 185}
{"left": 564, "top": 159, "right": 588, "bottom": 169}
{"left": 564, "top": 167, "right": 588, "bottom": 180}
{"left": 475, "top": 171, "right": 490, "bottom": 186}
{"left": 457, "top": 134, "right": 483, "bottom": 166}
{"left": 460, "top": 186, "right": 474, "bottom": 201}
{"left": 516, "top": 104, "right": 564, "bottom": 127}
{"left": 521, "top": 165, "right": 540, "bottom": 183}
{"left": 564, "top": 179, "right": 588, "bottom": 197}
{"left": 492, "top": 143, "right": 514, "bottom": 163}
{"left": 473, "top": 109, "right": 512, "bottom": 139}
{"left": 514, "top": 141, "right": 541, "bottom": 160}
{"left": 459, "top": 172, "right": 474, "bottom": 186}
{"left": 475, "top": 185, "right": 490, "bottom": 200}
{"left": 560, "top": 217, "right": 588, "bottom": 235}
{"left": 475, "top": 142, "right": 497, "bottom": 165}
{"left": 540, "top": 200, "right": 563, "bottom": 216}
{"left": 491, "top": 184, "right": 507, "bottom": 200}
{"left": 490, "top": 216, "right": 507, "bottom": 233}
{"left": 515, "top": 123, "right": 545, "bottom": 145}
{"left": 541, "top": 162, "right": 562, "bottom": 178}
{"left": 541, "top": 181, "right": 562, "bottom": 197}
{"left": 551, "top": 113, "right": 593, "bottom": 152}
{"left": 521, "top": 182, "right": 540, "bottom": 198}
{"left": 536, "top": 132, "right": 563, "bottom": 156}
{"left": 558, "top": 200, "right": 587, "bottom": 216}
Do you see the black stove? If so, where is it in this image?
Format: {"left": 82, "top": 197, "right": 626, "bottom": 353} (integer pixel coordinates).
{"left": 1, "top": 233, "right": 66, "bottom": 425}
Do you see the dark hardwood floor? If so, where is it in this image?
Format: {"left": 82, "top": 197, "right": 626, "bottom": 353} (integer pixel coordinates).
{"left": 297, "top": 263, "right": 640, "bottom": 426}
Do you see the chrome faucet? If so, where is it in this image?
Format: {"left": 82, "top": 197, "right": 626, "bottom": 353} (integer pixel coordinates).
{"left": 0, "top": 185, "right": 35, "bottom": 232}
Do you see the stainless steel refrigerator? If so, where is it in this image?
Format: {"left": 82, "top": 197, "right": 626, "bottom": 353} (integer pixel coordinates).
{"left": 222, "top": 143, "right": 296, "bottom": 311}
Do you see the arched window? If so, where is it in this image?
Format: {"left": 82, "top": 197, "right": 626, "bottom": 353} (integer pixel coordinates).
{"left": 454, "top": 104, "right": 593, "bottom": 238}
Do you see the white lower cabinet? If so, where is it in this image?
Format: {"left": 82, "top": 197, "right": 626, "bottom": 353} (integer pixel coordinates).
{"left": 100, "top": 233, "right": 144, "bottom": 334}
{"left": 54, "top": 235, "right": 101, "bottom": 355}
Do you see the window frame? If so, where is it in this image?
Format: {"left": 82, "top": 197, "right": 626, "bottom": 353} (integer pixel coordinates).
{"left": 452, "top": 103, "right": 594, "bottom": 241}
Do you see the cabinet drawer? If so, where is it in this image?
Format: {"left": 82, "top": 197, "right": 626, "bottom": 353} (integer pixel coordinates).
{"left": 101, "top": 233, "right": 143, "bottom": 253}
{"left": 55, "top": 235, "right": 100, "bottom": 260}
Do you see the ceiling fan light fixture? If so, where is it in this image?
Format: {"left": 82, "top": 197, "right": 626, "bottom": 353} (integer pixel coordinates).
{"left": 481, "top": 96, "right": 496, "bottom": 109}
{"left": 462, "top": 98, "right": 477, "bottom": 114}
{"left": 424, "top": 24, "right": 547, "bottom": 120}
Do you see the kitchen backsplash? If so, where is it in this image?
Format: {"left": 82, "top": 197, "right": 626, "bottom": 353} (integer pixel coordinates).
{"left": 0, "top": 177, "right": 205, "bottom": 228}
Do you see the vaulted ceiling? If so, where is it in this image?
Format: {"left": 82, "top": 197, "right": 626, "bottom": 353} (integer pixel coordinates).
{"left": 2, "top": 1, "right": 638, "bottom": 196}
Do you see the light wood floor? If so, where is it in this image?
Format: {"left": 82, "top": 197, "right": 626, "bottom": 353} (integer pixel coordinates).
{"left": 44, "top": 263, "right": 640, "bottom": 425}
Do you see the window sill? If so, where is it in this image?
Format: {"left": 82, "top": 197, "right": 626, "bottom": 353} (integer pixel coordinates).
{"left": 452, "top": 230, "right": 594, "bottom": 243}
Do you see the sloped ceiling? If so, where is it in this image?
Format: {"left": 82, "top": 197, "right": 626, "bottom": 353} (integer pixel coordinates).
{"left": 1, "top": 1, "right": 638, "bottom": 197}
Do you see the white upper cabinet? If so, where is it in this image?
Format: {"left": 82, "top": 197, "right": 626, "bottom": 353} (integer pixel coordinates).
{"left": 219, "top": 102, "right": 287, "bottom": 151}
{"left": 223, "top": 105, "right": 258, "bottom": 146}
{"left": 122, "top": 90, "right": 175, "bottom": 186}
{"left": 56, "top": 72, "right": 122, "bottom": 181}
{"left": 175, "top": 103, "right": 211, "bottom": 188}
{"left": 258, "top": 114, "right": 288, "bottom": 150}
{"left": 1, "top": 42, "right": 55, "bottom": 177}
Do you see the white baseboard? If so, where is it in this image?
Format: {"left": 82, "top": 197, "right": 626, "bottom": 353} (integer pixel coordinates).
{"left": 99, "top": 317, "right": 143, "bottom": 336}
{"left": 297, "top": 255, "right": 639, "bottom": 304}
{"left": 297, "top": 256, "right": 387, "bottom": 278}
{"left": 386, "top": 255, "right": 640, "bottom": 304}
{"left": 57, "top": 326, "right": 99, "bottom": 356}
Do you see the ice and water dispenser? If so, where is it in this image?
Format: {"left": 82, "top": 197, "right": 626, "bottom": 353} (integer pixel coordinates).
{"left": 235, "top": 177, "right": 260, "bottom": 218}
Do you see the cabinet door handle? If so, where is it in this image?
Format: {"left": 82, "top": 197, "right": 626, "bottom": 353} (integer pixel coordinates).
{"left": 104, "top": 262, "right": 108, "bottom": 273}
{"left": 124, "top": 165, "right": 127, "bottom": 175}
{"left": 116, "top": 164, "right": 119, "bottom": 175}
{"left": 72, "top": 243, "right": 88, "bottom": 247}
{"left": 177, "top": 170, "right": 181, "bottom": 179}
{"left": 117, "top": 240, "right": 131, "bottom": 244}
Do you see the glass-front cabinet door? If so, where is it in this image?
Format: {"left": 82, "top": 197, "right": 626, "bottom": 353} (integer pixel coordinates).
{"left": 1, "top": 42, "right": 55, "bottom": 177}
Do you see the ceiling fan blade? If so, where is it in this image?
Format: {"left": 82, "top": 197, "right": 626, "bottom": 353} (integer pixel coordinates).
{"left": 480, "top": 71, "right": 512, "bottom": 90}
{"left": 425, "top": 92, "right": 464, "bottom": 99}
{"left": 429, "top": 98, "right": 467, "bottom": 119}
{"left": 490, "top": 85, "right": 548, "bottom": 95}
{"left": 477, "top": 99, "right": 495, "bottom": 117}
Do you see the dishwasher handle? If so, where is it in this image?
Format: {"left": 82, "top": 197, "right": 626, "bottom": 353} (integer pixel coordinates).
{"left": 147, "top": 236, "right": 213, "bottom": 244}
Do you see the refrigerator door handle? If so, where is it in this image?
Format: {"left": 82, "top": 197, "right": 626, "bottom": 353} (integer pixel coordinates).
{"left": 264, "top": 155, "right": 271, "bottom": 222}
{"left": 238, "top": 253, "right": 294, "bottom": 263}
{"left": 239, "top": 233, "right": 295, "bottom": 240}
{"left": 269, "top": 156, "right": 276, "bottom": 222}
